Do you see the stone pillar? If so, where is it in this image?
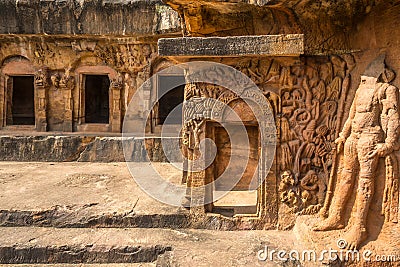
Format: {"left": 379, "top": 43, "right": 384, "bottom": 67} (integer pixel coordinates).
{"left": 59, "top": 70, "right": 75, "bottom": 132}
{"left": 35, "top": 86, "right": 47, "bottom": 132}
{"left": 182, "top": 118, "right": 207, "bottom": 215}
{"left": 135, "top": 71, "right": 152, "bottom": 132}
{"left": 181, "top": 81, "right": 210, "bottom": 214}
{"left": 142, "top": 79, "right": 152, "bottom": 133}
{"left": 34, "top": 68, "right": 49, "bottom": 132}
{"left": 110, "top": 74, "right": 123, "bottom": 133}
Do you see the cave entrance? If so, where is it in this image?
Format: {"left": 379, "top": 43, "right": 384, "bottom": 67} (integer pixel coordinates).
{"left": 84, "top": 74, "right": 110, "bottom": 124}
{"left": 7, "top": 76, "right": 35, "bottom": 126}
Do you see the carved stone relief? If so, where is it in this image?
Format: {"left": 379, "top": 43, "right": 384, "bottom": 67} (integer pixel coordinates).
{"left": 0, "top": 36, "right": 158, "bottom": 133}
{"left": 270, "top": 55, "right": 355, "bottom": 217}
{"left": 94, "top": 44, "right": 157, "bottom": 73}
{"left": 198, "top": 56, "right": 354, "bottom": 218}
{"left": 313, "top": 55, "right": 400, "bottom": 250}
{"left": 33, "top": 43, "right": 56, "bottom": 66}
{"left": 179, "top": 56, "right": 379, "bottom": 233}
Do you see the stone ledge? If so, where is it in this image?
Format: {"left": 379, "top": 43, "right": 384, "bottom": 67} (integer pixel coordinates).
{"left": 0, "top": 244, "right": 171, "bottom": 264}
{"left": 0, "top": 136, "right": 182, "bottom": 162}
{"left": 158, "top": 34, "right": 304, "bottom": 57}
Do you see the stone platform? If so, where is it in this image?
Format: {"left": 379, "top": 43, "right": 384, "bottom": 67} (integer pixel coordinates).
{"left": 0, "top": 162, "right": 399, "bottom": 266}
{"left": 0, "top": 161, "right": 292, "bottom": 265}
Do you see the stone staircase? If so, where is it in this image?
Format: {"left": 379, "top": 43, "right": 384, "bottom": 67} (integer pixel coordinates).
{"left": 0, "top": 226, "right": 291, "bottom": 266}
{"left": 0, "top": 161, "right": 285, "bottom": 266}
{"left": 0, "top": 161, "right": 397, "bottom": 266}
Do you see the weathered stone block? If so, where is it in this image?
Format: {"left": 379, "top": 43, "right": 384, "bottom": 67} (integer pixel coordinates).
{"left": 0, "top": 136, "right": 182, "bottom": 162}
{"left": 158, "top": 34, "right": 304, "bottom": 57}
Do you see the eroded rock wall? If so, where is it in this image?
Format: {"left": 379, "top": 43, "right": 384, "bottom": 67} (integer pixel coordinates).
{"left": 0, "top": 0, "right": 180, "bottom": 35}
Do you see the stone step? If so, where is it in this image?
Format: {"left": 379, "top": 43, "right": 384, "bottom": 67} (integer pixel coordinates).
{"left": 0, "top": 245, "right": 170, "bottom": 264}
{"left": 0, "top": 227, "right": 172, "bottom": 264}
{"left": 0, "top": 136, "right": 181, "bottom": 162}
{"left": 0, "top": 208, "right": 190, "bottom": 229}
{"left": 0, "top": 227, "right": 289, "bottom": 266}
{"left": 1, "top": 225, "right": 398, "bottom": 266}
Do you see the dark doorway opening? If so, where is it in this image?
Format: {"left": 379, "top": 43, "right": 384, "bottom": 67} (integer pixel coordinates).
{"left": 84, "top": 75, "right": 110, "bottom": 124}
{"left": 10, "top": 76, "right": 35, "bottom": 125}
{"left": 157, "top": 75, "right": 185, "bottom": 125}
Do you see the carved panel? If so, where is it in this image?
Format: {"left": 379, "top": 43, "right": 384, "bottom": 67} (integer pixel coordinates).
{"left": 180, "top": 56, "right": 357, "bottom": 221}
{"left": 94, "top": 44, "right": 157, "bottom": 73}
{"left": 313, "top": 56, "right": 400, "bottom": 250}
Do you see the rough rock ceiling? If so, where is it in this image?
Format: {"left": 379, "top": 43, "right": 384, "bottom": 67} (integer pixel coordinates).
{"left": 163, "top": 0, "right": 395, "bottom": 54}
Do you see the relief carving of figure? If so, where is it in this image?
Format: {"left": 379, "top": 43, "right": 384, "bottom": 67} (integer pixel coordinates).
{"left": 279, "top": 171, "right": 299, "bottom": 211}
{"left": 59, "top": 68, "right": 75, "bottom": 90}
{"left": 314, "top": 55, "right": 400, "bottom": 250}
{"left": 34, "top": 68, "right": 49, "bottom": 88}
{"left": 50, "top": 73, "right": 60, "bottom": 88}
{"left": 110, "top": 73, "right": 123, "bottom": 90}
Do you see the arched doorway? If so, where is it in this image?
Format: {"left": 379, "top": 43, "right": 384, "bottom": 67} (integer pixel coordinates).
{"left": 0, "top": 56, "right": 36, "bottom": 129}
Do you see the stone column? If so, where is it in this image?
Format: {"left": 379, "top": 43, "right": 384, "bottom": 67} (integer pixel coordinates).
{"left": 110, "top": 74, "right": 123, "bottom": 133}
{"left": 142, "top": 79, "right": 152, "bottom": 133}
{"left": 181, "top": 81, "right": 211, "bottom": 214}
{"left": 34, "top": 68, "right": 49, "bottom": 132}
{"left": 59, "top": 71, "right": 75, "bottom": 132}
{"left": 135, "top": 71, "right": 152, "bottom": 132}
{"left": 182, "top": 118, "right": 207, "bottom": 215}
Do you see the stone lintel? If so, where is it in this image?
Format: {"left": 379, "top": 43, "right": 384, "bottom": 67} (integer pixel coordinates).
{"left": 158, "top": 34, "right": 304, "bottom": 57}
